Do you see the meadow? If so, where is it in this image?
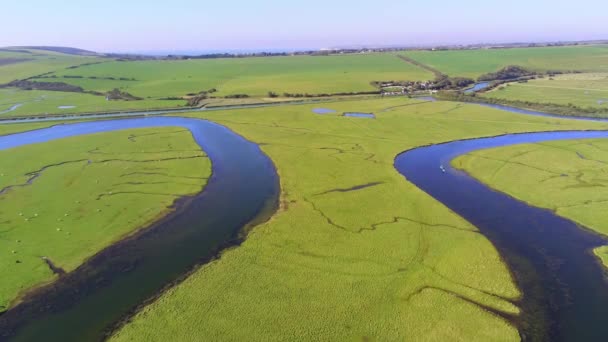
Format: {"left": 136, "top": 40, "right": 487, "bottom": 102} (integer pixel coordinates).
{"left": 0, "top": 49, "right": 102, "bottom": 84}
{"left": 5, "top": 45, "right": 608, "bottom": 119}
{"left": 0, "top": 51, "right": 437, "bottom": 118}
{"left": 0, "top": 127, "right": 210, "bottom": 310}
{"left": 0, "top": 88, "right": 185, "bottom": 117}
{"left": 453, "top": 138, "right": 608, "bottom": 267}
{"left": 403, "top": 45, "right": 608, "bottom": 79}
{"left": 30, "top": 53, "right": 433, "bottom": 98}
{"left": 481, "top": 73, "right": 608, "bottom": 109}
{"left": 105, "top": 97, "right": 608, "bottom": 341}
{"left": 0, "top": 121, "right": 72, "bottom": 136}
{"left": 3, "top": 44, "right": 608, "bottom": 340}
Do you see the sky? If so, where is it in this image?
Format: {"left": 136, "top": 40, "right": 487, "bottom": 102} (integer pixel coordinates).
{"left": 2, "top": 0, "right": 607, "bottom": 53}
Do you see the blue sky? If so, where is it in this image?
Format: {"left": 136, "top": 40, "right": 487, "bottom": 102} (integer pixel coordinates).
{"left": 2, "top": 0, "right": 606, "bottom": 53}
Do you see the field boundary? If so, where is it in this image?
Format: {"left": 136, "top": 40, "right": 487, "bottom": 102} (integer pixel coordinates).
{"left": 397, "top": 55, "right": 446, "bottom": 78}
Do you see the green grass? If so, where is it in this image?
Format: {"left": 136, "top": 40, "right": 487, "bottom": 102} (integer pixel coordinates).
{"left": 482, "top": 73, "right": 608, "bottom": 109}
{"left": 453, "top": 139, "right": 608, "bottom": 266}
{"left": 0, "top": 87, "right": 314, "bottom": 118}
{"left": 109, "top": 97, "right": 608, "bottom": 341}
{"left": 7, "top": 46, "right": 608, "bottom": 118}
{"left": 0, "top": 88, "right": 186, "bottom": 117}
{"left": 0, "top": 127, "right": 210, "bottom": 310}
{"left": 32, "top": 54, "right": 433, "bottom": 98}
{"left": 0, "top": 121, "right": 70, "bottom": 136}
{"left": 595, "top": 246, "right": 608, "bottom": 266}
{"left": 0, "top": 52, "right": 435, "bottom": 118}
{"left": 403, "top": 45, "right": 608, "bottom": 79}
{"left": 0, "top": 48, "right": 105, "bottom": 84}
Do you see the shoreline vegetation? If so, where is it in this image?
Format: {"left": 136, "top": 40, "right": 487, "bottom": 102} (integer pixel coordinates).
{"left": 0, "top": 127, "right": 210, "bottom": 311}
{"left": 108, "top": 98, "right": 608, "bottom": 341}
{"left": 434, "top": 66, "right": 608, "bottom": 118}
{"left": 438, "top": 91, "right": 608, "bottom": 118}
{"left": 452, "top": 138, "right": 608, "bottom": 268}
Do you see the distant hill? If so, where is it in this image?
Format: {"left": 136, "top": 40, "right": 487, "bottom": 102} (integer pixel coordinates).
{"left": 5, "top": 46, "right": 103, "bottom": 56}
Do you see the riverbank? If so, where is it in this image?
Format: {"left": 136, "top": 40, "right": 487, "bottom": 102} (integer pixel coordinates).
{"left": 111, "top": 97, "right": 608, "bottom": 341}
{"left": 398, "top": 130, "right": 608, "bottom": 341}
{"left": 437, "top": 91, "right": 608, "bottom": 118}
{"left": 0, "top": 117, "right": 279, "bottom": 341}
{"left": 454, "top": 137, "right": 608, "bottom": 267}
{"left": 0, "top": 127, "right": 211, "bottom": 312}
{"left": 0, "top": 94, "right": 384, "bottom": 124}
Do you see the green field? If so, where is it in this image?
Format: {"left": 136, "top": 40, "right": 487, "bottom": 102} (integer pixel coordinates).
{"left": 482, "top": 73, "right": 608, "bottom": 109}
{"left": 403, "top": 45, "right": 608, "bottom": 79}
{"left": 0, "top": 87, "right": 313, "bottom": 118}
{"left": 105, "top": 98, "right": 608, "bottom": 341}
{"left": 453, "top": 138, "right": 608, "bottom": 266}
{"left": 0, "top": 52, "right": 437, "bottom": 118}
{"left": 0, "top": 121, "right": 73, "bottom": 136}
{"left": 0, "top": 49, "right": 103, "bottom": 84}
{"left": 4, "top": 44, "right": 608, "bottom": 340}
{"left": 0, "top": 127, "right": 210, "bottom": 310}
{"left": 30, "top": 54, "right": 433, "bottom": 98}
{"left": 0, "top": 88, "right": 186, "bottom": 117}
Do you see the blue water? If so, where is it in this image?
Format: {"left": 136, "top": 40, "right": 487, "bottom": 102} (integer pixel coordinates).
{"left": 344, "top": 112, "right": 375, "bottom": 118}
{"left": 464, "top": 82, "right": 491, "bottom": 94}
{"left": 312, "top": 108, "right": 336, "bottom": 114}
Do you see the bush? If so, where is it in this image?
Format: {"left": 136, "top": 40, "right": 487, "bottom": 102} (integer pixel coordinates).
{"left": 478, "top": 66, "right": 535, "bottom": 82}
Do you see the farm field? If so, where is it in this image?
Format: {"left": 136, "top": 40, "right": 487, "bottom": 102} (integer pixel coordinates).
{"left": 481, "top": 73, "right": 608, "bottom": 109}
{"left": 403, "top": 45, "right": 608, "bottom": 79}
{"left": 29, "top": 54, "right": 434, "bottom": 98}
{"left": 0, "top": 127, "right": 210, "bottom": 310}
{"left": 453, "top": 138, "right": 608, "bottom": 266}
{"left": 107, "top": 97, "right": 608, "bottom": 341}
{"left": 0, "top": 48, "right": 102, "bottom": 84}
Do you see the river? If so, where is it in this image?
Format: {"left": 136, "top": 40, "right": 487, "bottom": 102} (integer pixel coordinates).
{"left": 2, "top": 102, "right": 608, "bottom": 341}
{"left": 0, "top": 117, "right": 279, "bottom": 341}
{"left": 395, "top": 131, "right": 608, "bottom": 341}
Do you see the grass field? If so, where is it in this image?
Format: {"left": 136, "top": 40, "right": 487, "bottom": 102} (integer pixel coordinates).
{"left": 0, "top": 127, "right": 210, "bottom": 310}
{"left": 453, "top": 138, "right": 608, "bottom": 266}
{"left": 0, "top": 52, "right": 435, "bottom": 118}
{"left": 403, "top": 45, "right": 608, "bottom": 79}
{"left": 0, "top": 88, "right": 186, "bottom": 117}
{"left": 6, "top": 46, "right": 608, "bottom": 119}
{"left": 0, "top": 49, "right": 103, "bottom": 84}
{"left": 0, "top": 88, "right": 314, "bottom": 118}
{"left": 4, "top": 44, "right": 608, "bottom": 339}
{"left": 482, "top": 73, "right": 608, "bottom": 109}
{"left": 0, "top": 121, "right": 73, "bottom": 136}
{"left": 105, "top": 97, "right": 608, "bottom": 341}
{"left": 30, "top": 54, "right": 433, "bottom": 98}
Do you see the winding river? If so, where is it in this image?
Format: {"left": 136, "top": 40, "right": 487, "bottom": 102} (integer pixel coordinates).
{"left": 395, "top": 131, "right": 608, "bottom": 341}
{"left": 1, "top": 102, "right": 608, "bottom": 341}
{"left": 0, "top": 117, "right": 279, "bottom": 341}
